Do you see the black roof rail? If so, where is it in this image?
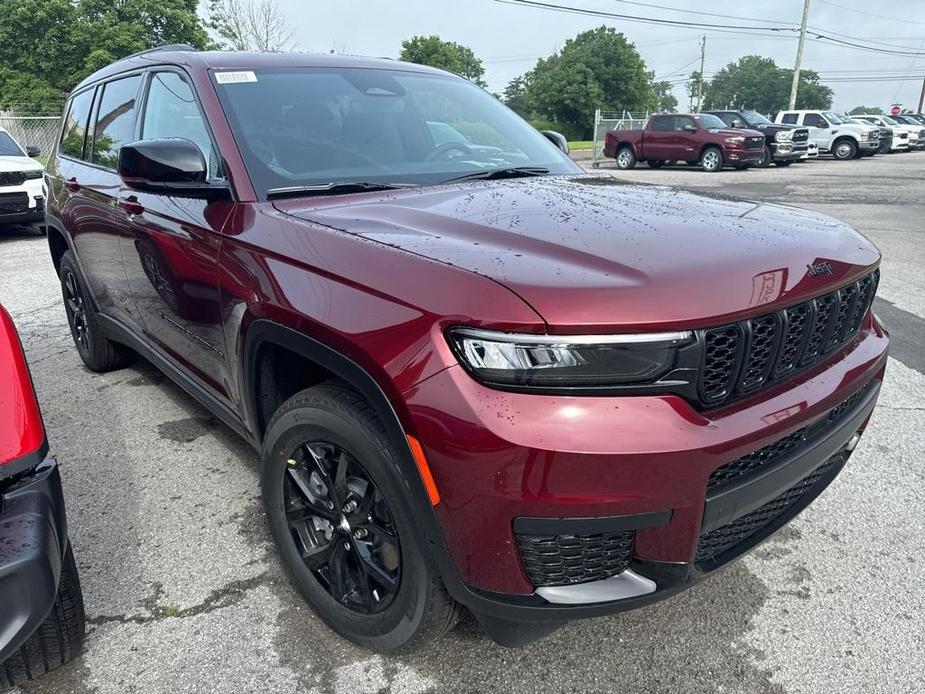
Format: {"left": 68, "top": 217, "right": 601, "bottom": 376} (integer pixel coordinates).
{"left": 121, "top": 43, "right": 198, "bottom": 61}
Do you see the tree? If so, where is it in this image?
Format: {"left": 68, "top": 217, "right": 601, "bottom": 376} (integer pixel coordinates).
{"left": 207, "top": 0, "right": 294, "bottom": 52}
{"left": 849, "top": 105, "right": 883, "bottom": 115}
{"left": 399, "top": 36, "right": 486, "bottom": 87}
{"left": 702, "top": 55, "right": 832, "bottom": 113}
{"left": 0, "top": 0, "right": 210, "bottom": 109}
{"left": 517, "top": 26, "right": 655, "bottom": 137}
{"left": 649, "top": 73, "right": 678, "bottom": 112}
{"left": 686, "top": 70, "right": 704, "bottom": 111}
{"left": 503, "top": 75, "right": 531, "bottom": 115}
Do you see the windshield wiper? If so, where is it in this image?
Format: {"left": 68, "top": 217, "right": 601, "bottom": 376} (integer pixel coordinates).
{"left": 266, "top": 181, "right": 419, "bottom": 199}
{"left": 444, "top": 166, "right": 551, "bottom": 183}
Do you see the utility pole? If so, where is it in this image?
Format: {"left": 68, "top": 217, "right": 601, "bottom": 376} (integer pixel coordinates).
{"left": 696, "top": 35, "right": 706, "bottom": 111}
{"left": 789, "top": 0, "right": 812, "bottom": 110}
{"left": 918, "top": 76, "right": 925, "bottom": 113}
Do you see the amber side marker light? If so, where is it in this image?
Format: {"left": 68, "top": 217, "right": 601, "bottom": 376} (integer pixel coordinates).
{"left": 407, "top": 435, "right": 441, "bottom": 506}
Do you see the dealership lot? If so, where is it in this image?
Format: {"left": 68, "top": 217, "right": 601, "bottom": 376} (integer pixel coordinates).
{"left": 1, "top": 153, "right": 923, "bottom": 694}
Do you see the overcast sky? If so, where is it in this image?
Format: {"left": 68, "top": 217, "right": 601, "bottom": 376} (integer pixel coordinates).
{"left": 275, "top": 0, "right": 925, "bottom": 112}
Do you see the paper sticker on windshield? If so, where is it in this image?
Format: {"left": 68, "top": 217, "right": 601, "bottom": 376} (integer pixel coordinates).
{"left": 215, "top": 71, "right": 257, "bottom": 84}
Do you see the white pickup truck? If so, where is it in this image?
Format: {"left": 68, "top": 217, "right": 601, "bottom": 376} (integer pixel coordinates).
{"left": 774, "top": 110, "right": 880, "bottom": 160}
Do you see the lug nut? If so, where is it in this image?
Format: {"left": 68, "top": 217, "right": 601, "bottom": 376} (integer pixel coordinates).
{"left": 344, "top": 541, "right": 351, "bottom": 551}
{"left": 342, "top": 500, "right": 358, "bottom": 514}
{"left": 353, "top": 528, "right": 368, "bottom": 540}
{"left": 327, "top": 501, "right": 335, "bottom": 511}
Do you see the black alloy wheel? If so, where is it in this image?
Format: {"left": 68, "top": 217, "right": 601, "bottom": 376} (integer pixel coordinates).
{"left": 283, "top": 440, "right": 401, "bottom": 614}
{"left": 62, "top": 268, "right": 89, "bottom": 354}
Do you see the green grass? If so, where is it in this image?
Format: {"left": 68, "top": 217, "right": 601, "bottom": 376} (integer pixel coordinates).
{"left": 567, "top": 140, "right": 595, "bottom": 151}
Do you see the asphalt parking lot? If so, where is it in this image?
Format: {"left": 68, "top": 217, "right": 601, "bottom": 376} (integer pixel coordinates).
{"left": 2, "top": 151, "right": 924, "bottom": 694}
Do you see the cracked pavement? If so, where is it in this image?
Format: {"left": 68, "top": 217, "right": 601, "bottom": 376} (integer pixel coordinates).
{"left": 1, "top": 152, "right": 923, "bottom": 693}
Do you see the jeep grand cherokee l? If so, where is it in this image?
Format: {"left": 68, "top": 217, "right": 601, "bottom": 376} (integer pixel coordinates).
{"left": 44, "top": 46, "right": 888, "bottom": 650}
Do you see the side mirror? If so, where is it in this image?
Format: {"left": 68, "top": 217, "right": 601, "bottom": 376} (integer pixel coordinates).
{"left": 682, "top": 124, "right": 697, "bottom": 132}
{"left": 731, "top": 119, "right": 744, "bottom": 129}
{"left": 118, "top": 138, "right": 227, "bottom": 198}
{"left": 540, "top": 130, "right": 569, "bottom": 154}
{"left": 26, "top": 145, "right": 41, "bottom": 158}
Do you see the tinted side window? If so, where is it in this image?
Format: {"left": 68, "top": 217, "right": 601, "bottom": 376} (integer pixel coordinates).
{"left": 92, "top": 75, "right": 142, "bottom": 169}
{"left": 780, "top": 113, "right": 798, "bottom": 125}
{"left": 650, "top": 116, "right": 674, "bottom": 132}
{"left": 141, "top": 72, "right": 220, "bottom": 178}
{"left": 60, "top": 89, "right": 95, "bottom": 159}
{"left": 675, "top": 116, "right": 695, "bottom": 131}
{"left": 803, "top": 113, "right": 827, "bottom": 128}
{"left": 716, "top": 113, "right": 736, "bottom": 126}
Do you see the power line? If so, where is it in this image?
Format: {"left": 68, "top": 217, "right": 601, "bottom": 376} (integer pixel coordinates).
{"left": 814, "top": 0, "right": 925, "bottom": 27}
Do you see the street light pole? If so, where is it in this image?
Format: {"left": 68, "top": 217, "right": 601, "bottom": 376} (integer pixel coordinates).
{"left": 696, "top": 36, "right": 706, "bottom": 112}
{"left": 788, "top": 0, "right": 812, "bottom": 110}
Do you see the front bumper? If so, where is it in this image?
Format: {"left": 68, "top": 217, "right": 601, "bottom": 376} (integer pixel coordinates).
{"left": 726, "top": 149, "right": 763, "bottom": 165}
{"left": 858, "top": 140, "right": 880, "bottom": 154}
{"left": 405, "top": 317, "right": 888, "bottom": 623}
{"left": 769, "top": 142, "right": 807, "bottom": 162}
{"left": 0, "top": 459, "right": 68, "bottom": 663}
{"left": 0, "top": 191, "right": 45, "bottom": 226}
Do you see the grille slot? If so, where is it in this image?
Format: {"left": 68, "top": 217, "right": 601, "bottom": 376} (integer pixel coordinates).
{"left": 706, "top": 383, "right": 873, "bottom": 493}
{"left": 697, "top": 270, "right": 878, "bottom": 408}
{"left": 517, "top": 530, "right": 634, "bottom": 587}
{"left": 696, "top": 454, "right": 844, "bottom": 563}
{"left": 0, "top": 192, "right": 29, "bottom": 215}
{"left": 700, "top": 326, "right": 742, "bottom": 402}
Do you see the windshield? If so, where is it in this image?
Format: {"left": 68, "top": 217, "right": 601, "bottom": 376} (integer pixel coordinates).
{"left": 693, "top": 114, "right": 727, "bottom": 129}
{"left": 212, "top": 66, "right": 578, "bottom": 197}
{"left": 0, "top": 131, "right": 25, "bottom": 156}
{"left": 741, "top": 110, "right": 771, "bottom": 126}
{"left": 880, "top": 116, "right": 898, "bottom": 125}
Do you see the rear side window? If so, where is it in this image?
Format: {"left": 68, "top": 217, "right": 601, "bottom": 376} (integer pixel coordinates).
{"left": 650, "top": 116, "right": 674, "bottom": 131}
{"left": 92, "top": 75, "right": 143, "bottom": 169}
{"left": 141, "top": 72, "right": 220, "bottom": 178}
{"left": 780, "top": 113, "right": 798, "bottom": 125}
{"left": 60, "top": 89, "right": 95, "bottom": 159}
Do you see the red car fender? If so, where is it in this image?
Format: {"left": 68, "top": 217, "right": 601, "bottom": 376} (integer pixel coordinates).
{"left": 0, "top": 305, "right": 45, "bottom": 469}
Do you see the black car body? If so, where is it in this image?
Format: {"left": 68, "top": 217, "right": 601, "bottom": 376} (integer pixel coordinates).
{"left": 706, "top": 110, "right": 809, "bottom": 166}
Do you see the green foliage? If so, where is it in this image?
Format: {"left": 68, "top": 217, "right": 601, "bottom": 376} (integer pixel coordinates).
{"left": 527, "top": 119, "right": 584, "bottom": 141}
{"left": 702, "top": 55, "right": 833, "bottom": 113}
{"left": 0, "top": 0, "right": 210, "bottom": 110}
{"left": 399, "top": 35, "right": 486, "bottom": 87}
{"left": 649, "top": 75, "right": 678, "bottom": 112}
{"left": 849, "top": 105, "right": 884, "bottom": 115}
{"left": 506, "top": 27, "right": 656, "bottom": 138}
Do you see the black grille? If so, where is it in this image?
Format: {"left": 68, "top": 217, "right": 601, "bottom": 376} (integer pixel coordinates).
{"left": 696, "top": 454, "right": 844, "bottom": 563}
{"left": 745, "top": 136, "right": 764, "bottom": 150}
{"left": 706, "top": 382, "right": 873, "bottom": 492}
{"left": 792, "top": 128, "right": 809, "bottom": 143}
{"left": 0, "top": 171, "right": 26, "bottom": 186}
{"left": 699, "top": 270, "right": 879, "bottom": 407}
{"left": 0, "top": 192, "right": 29, "bottom": 215}
{"left": 517, "top": 530, "right": 634, "bottom": 587}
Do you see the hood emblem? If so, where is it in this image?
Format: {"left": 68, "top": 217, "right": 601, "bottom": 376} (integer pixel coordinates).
{"left": 807, "top": 262, "right": 834, "bottom": 278}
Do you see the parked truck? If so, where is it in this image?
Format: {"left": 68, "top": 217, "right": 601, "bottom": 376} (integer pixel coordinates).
{"left": 774, "top": 110, "right": 880, "bottom": 160}
{"left": 604, "top": 113, "right": 766, "bottom": 172}
{"left": 705, "top": 110, "right": 809, "bottom": 167}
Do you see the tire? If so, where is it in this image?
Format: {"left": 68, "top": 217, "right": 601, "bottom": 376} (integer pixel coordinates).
{"left": 832, "top": 138, "right": 857, "bottom": 160}
{"left": 615, "top": 146, "right": 636, "bottom": 170}
{"left": 700, "top": 146, "right": 723, "bottom": 172}
{"left": 59, "top": 251, "right": 133, "bottom": 372}
{"left": 1, "top": 545, "right": 85, "bottom": 690}
{"left": 261, "top": 381, "right": 461, "bottom": 652}
{"left": 646, "top": 159, "right": 663, "bottom": 168}
{"left": 757, "top": 147, "right": 773, "bottom": 168}
{"left": 774, "top": 160, "right": 793, "bottom": 167}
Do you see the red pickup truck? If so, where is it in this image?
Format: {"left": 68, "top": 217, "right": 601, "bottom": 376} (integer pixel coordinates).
{"left": 604, "top": 113, "right": 766, "bottom": 172}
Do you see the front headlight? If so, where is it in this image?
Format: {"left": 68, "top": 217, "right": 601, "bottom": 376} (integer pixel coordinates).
{"left": 724, "top": 136, "right": 745, "bottom": 144}
{"left": 23, "top": 170, "right": 43, "bottom": 180}
{"left": 448, "top": 328, "right": 692, "bottom": 389}
{"left": 775, "top": 130, "right": 792, "bottom": 142}
{"left": 858, "top": 131, "right": 869, "bottom": 140}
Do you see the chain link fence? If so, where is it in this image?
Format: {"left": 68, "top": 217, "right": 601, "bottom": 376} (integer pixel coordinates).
{"left": 0, "top": 105, "right": 64, "bottom": 163}
{"left": 590, "top": 109, "right": 651, "bottom": 168}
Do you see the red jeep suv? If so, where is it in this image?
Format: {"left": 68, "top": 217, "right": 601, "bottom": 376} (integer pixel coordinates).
{"left": 44, "top": 47, "right": 888, "bottom": 650}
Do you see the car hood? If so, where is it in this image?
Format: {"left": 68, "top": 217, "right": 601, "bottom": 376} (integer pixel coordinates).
{"left": 708, "top": 128, "right": 764, "bottom": 138}
{"left": 0, "top": 156, "right": 43, "bottom": 173}
{"left": 276, "top": 175, "right": 880, "bottom": 332}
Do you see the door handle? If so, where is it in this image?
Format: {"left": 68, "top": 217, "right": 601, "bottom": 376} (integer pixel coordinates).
{"left": 65, "top": 177, "right": 80, "bottom": 192}
{"left": 119, "top": 197, "right": 145, "bottom": 216}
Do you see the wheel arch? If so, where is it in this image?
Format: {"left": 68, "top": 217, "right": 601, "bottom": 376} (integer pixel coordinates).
{"left": 240, "top": 320, "right": 449, "bottom": 540}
